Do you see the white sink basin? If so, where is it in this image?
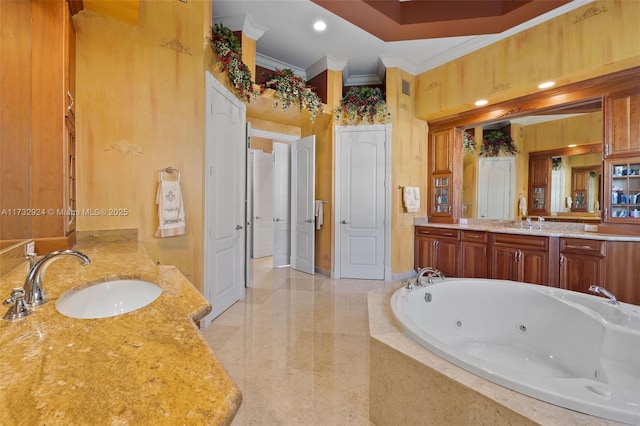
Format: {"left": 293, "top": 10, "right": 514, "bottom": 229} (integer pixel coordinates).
{"left": 56, "top": 279, "right": 162, "bottom": 319}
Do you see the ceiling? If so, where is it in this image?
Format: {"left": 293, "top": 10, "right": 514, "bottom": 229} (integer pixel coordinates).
{"left": 212, "top": 0, "right": 593, "bottom": 86}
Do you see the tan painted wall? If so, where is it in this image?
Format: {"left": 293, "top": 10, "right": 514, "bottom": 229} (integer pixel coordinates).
{"left": 386, "top": 68, "right": 428, "bottom": 274}
{"left": 75, "top": 0, "right": 211, "bottom": 290}
{"left": 416, "top": 0, "right": 640, "bottom": 121}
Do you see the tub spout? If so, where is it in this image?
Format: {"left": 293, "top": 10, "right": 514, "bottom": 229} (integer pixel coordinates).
{"left": 588, "top": 285, "right": 619, "bottom": 305}
{"left": 416, "top": 267, "right": 445, "bottom": 286}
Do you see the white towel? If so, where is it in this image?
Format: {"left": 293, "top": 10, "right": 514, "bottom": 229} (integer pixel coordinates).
{"left": 403, "top": 187, "right": 420, "bottom": 213}
{"left": 518, "top": 195, "right": 527, "bottom": 217}
{"left": 314, "top": 200, "right": 324, "bottom": 230}
{"left": 155, "top": 180, "right": 186, "bottom": 237}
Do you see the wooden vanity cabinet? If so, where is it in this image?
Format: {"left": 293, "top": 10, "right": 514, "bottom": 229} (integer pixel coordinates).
{"left": 31, "top": 0, "right": 78, "bottom": 251}
{"left": 559, "top": 238, "right": 605, "bottom": 295}
{"left": 603, "top": 241, "right": 640, "bottom": 306}
{"left": 428, "top": 129, "right": 462, "bottom": 222}
{"left": 490, "top": 233, "right": 556, "bottom": 286}
{"left": 460, "top": 230, "right": 489, "bottom": 278}
{"left": 604, "top": 90, "right": 640, "bottom": 158}
{"left": 414, "top": 227, "right": 460, "bottom": 278}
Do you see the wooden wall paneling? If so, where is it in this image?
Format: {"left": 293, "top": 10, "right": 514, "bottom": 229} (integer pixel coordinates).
{"left": 0, "top": 0, "right": 32, "bottom": 240}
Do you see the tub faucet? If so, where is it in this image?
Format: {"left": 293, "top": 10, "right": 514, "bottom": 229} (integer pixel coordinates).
{"left": 588, "top": 285, "right": 619, "bottom": 305}
{"left": 24, "top": 250, "right": 91, "bottom": 307}
{"left": 416, "top": 267, "right": 445, "bottom": 286}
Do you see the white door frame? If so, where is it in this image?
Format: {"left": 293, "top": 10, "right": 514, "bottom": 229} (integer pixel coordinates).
{"left": 248, "top": 129, "right": 298, "bottom": 270}
{"left": 334, "top": 124, "right": 392, "bottom": 280}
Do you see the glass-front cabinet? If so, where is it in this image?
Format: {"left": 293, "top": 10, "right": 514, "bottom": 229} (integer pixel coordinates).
{"left": 605, "top": 157, "right": 640, "bottom": 222}
{"left": 432, "top": 174, "right": 451, "bottom": 215}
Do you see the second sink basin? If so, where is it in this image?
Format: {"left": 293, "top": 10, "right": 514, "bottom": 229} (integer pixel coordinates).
{"left": 56, "top": 279, "right": 162, "bottom": 319}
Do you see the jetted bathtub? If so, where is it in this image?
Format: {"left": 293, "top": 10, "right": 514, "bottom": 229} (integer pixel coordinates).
{"left": 391, "top": 279, "right": 640, "bottom": 425}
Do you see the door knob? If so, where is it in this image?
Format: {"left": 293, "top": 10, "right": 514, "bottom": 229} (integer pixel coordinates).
{"left": 273, "top": 218, "right": 283, "bottom": 222}
{"left": 304, "top": 219, "right": 314, "bottom": 223}
{"left": 340, "top": 220, "right": 350, "bottom": 224}
{"left": 255, "top": 216, "right": 262, "bottom": 220}
{"left": 235, "top": 225, "right": 243, "bottom": 230}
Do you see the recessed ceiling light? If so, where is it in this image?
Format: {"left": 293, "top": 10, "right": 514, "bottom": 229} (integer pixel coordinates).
{"left": 538, "top": 81, "right": 555, "bottom": 89}
{"left": 568, "top": 144, "right": 577, "bottom": 147}
{"left": 313, "top": 21, "right": 327, "bottom": 31}
{"left": 475, "top": 99, "right": 488, "bottom": 106}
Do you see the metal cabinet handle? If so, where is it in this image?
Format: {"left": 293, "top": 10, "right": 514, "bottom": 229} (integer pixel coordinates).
{"left": 340, "top": 220, "right": 350, "bottom": 224}
{"left": 67, "top": 91, "right": 74, "bottom": 111}
{"left": 235, "top": 225, "right": 243, "bottom": 230}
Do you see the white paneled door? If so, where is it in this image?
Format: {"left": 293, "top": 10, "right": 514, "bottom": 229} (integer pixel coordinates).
{"left": 477, "top": 157, "right": 515, "bottom": 220}
{"left": 252, "top": 150, "right": 274, "bottom": 258}
{"left": 203, "top": 72, "right": 246, "bottom": 326}
{"left": 335, "top": 125, "right": 390, "bottom": 280}
{"left": 272, "top": 142, "right": 291, "bottom": 268}
{"left": 290, "top": 136, "right": 315, "bottom": 274}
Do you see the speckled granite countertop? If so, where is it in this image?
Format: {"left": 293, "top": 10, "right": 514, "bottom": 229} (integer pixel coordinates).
{"left": 0, "top": 240, "right": 241, "bottom": 425}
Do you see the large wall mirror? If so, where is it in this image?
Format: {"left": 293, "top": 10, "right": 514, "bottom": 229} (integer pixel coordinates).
{"left": 461, "top": 98, "right": 603, "bottom": 222}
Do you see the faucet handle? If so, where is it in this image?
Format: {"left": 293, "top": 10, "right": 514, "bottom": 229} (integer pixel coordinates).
{"left": 3, "top": 288, "right": 32, "bottom": 320}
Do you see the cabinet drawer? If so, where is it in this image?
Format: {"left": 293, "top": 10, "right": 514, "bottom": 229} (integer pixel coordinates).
{"left": 415, "top": 226, "right": 459, "bottom": 240}
{"left": 560, "top": 238, "right": 605, "bottom": 257}
{"left": 461, "top": 230, "right": 487, "bottom": 243}
{"left": 492, "top": 233, "right": 548, "bottom": 251}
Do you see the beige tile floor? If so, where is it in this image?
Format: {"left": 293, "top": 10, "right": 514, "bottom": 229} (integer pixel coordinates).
{"left": 201, "top": 257, "right": 397, "bottom": 425}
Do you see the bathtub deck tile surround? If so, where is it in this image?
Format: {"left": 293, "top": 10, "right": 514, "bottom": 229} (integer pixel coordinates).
{"left": 0, "top": 238, "right": 241, "bottom": 425}
{"left": 368, "top": 286, "right": 628, "bottom": 426}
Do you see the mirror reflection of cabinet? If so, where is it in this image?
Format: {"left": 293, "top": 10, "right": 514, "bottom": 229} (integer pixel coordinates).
{"left": 571, "top": 166, "right": 599, "bottom": 212}
{"left": 528, "top": 156, "right": 550, "bottom": 215}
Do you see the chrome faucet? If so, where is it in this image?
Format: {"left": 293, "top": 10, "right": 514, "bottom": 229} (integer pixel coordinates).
{"left": 537, "top": 216, "right": 545, "bottom": 230}
{"left": 526, "top": 217, "right": 533, "bottom": 230}
{"left": 415, "top": 267, "right": 445, "bottom": 286}
{"left": 588, "top": 285, "right": 619, "bottom": 305}
{"left": 24, "top": 250, "right": 91, "bottom": 306}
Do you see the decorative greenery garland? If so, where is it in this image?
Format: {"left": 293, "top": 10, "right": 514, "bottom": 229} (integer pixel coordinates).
{"left": 463, "top": 131, "right": 476, "bottom": 156}
{"left": 334, "top": 87, "right": 391, "bottom": 125}
{"left": 260, "top": 69, "right": 323, "bottom": 122}
{"left": 479, "top": 130, "right": 518, "bottom": 157}
{"left": 210, "top": 23, "right": 259, "bottom": 101}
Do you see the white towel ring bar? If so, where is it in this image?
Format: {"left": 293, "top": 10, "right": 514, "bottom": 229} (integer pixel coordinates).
{"left": 160, "top": 166, "right": 180, "bottom": 182}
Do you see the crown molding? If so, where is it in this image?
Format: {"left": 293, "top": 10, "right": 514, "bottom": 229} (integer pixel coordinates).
{"left": 306, "top": 55, "right": 348, "bottom": 80}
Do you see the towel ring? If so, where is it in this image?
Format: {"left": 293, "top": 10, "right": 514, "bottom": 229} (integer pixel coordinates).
{"left": 160, "top": 166, "right": 180, "bottom": 182}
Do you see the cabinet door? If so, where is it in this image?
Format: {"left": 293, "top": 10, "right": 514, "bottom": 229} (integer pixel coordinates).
{"left": 430, "top": 130, "right": 453, "bottom": 173}
{"left": 461, "top": 242, "right": 488, "bottom": 278}
{"left": 603, "top": 157, "right": 640, "bottom": 222}
{"left": 491, "top": 246, "right": 518, "bottom": 281}
{"left": 436, "top": 239, "right": 459, "bottom": 278}
{"left": 415, "top": 236, "right": 436, "bottom": 270}
{"left": 604, "top": 90, "right": 640, "bottom": 157}
{"left": 560, "top": 253, "right": 605, "bottom": 294}
{"left": 431, "top": 173, "right": 452, "bottom": 217}
{"left": 520, "top": 249, "right": 548, "bottom": 285}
